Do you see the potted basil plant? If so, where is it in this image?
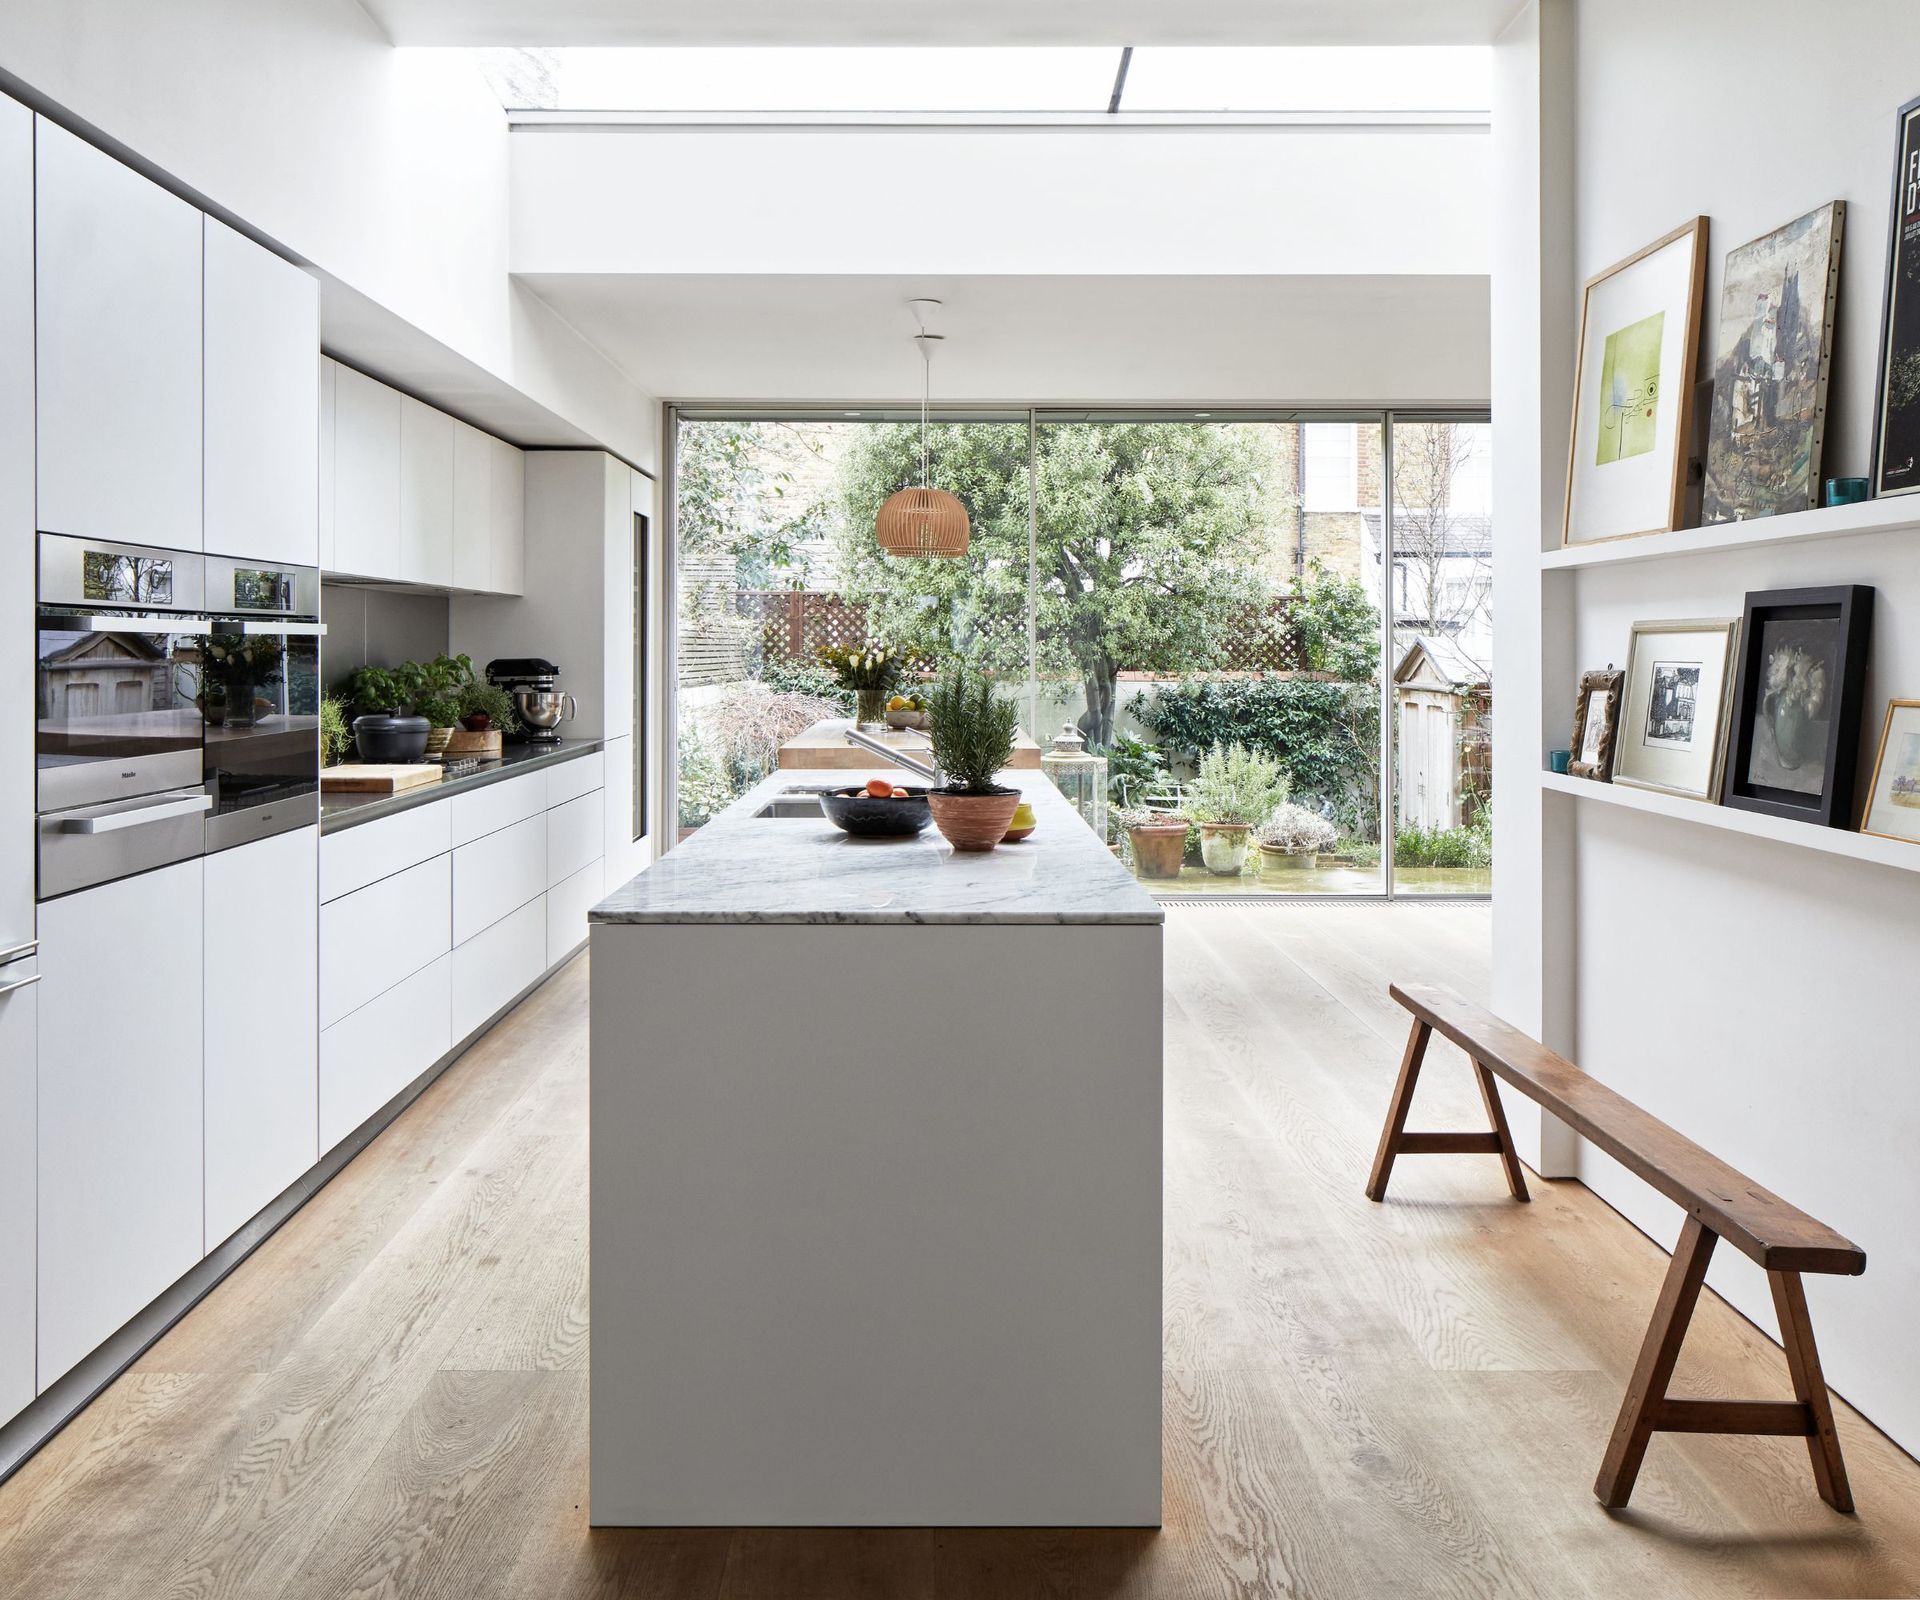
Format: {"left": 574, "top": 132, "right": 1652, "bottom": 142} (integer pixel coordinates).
{"left": 1187, "top": 742, "right": 1290, "bottom": 875}
{"left": 924, "top": 661, "right": 1021, "bottom": 851}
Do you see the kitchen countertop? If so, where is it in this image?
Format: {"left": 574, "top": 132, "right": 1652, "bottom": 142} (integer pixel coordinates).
{"left": 319, "top": 739, "right": 604, "bottom": 834}
{"left": 592, "top": 767, "right": 1161, "bottom": 926}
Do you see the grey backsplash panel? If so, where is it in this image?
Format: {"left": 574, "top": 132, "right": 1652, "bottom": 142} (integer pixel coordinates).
{"left": 321, "top": 584, "right": 451, "bottom": 687}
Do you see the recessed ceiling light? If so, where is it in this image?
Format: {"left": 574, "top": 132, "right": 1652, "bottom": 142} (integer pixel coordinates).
{"left": 1194, "top": 412, "right": 1211, "bottom": 418}
{"left": 844, "top": 411, "right": 861, "bottom": 417}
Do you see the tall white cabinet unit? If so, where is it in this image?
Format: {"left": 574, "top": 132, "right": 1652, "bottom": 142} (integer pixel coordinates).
{"left": 33, "top": 117, "right": 201, "bottom": 550}
{"left": 331, "top": 360, "right": 401, "bottom": 579}
{"left": 36, "top": 861, "right": 207, "bottom": 1389}
{"left": 203, "top": 217, "right": 320, "bottom": 567}
{"left": 399, "top": 394, "right": 453, "bottom": 586}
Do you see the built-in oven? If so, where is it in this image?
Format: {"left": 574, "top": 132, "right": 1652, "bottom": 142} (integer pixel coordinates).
{"left": 36, "top": 535, "right": 213, "bottom": 899}
{"left": 202, "top": 556, "right": 325, "bottom": 853}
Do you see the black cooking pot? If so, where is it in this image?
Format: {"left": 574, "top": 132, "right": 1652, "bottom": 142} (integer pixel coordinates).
{"left": 352, "top": 713, "right": 431, "bottom": 763}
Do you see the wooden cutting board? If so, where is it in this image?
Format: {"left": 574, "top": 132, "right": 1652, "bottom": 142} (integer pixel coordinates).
{"left": 321, "top": 763, "right": 444, "bottom": 794}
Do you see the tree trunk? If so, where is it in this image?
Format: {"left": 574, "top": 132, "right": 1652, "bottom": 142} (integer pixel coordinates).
{"left": 1079, "top": 659, "right": 1119, "bottom": 748}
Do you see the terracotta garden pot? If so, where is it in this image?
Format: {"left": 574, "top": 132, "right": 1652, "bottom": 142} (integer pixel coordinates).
{"left": 928, "top": 789, "right": 1022, "bottom": 852}
{"left": 1128, "top": 820, "right": 1189, "bottom": 879}
{"left": 1260, "top": 843, "right": 1319, "bottom": 874}
{"left": 1198, "top": 821, "right": 1251, "bottom": 875}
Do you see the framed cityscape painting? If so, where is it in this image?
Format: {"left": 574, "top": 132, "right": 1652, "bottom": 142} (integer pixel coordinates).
{"left": 1702, "top": 203, "right": 1845, "bottom": 523}
{"left": 1564, "top": 219, "right": 1709, "bottom": 546}
{"left": 1862, "top": 700, "right": 1920, "bottom": 843}
{"left": 1872, "top": 95, "right": 1920, "bottom": 499}
{"left": 1613, "top": 617, "right": 1740, "bottom": 800}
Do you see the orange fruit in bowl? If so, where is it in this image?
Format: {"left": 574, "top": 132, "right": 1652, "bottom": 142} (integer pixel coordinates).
{"left": 864, "top": 778, "right": 894, "bottom": 798}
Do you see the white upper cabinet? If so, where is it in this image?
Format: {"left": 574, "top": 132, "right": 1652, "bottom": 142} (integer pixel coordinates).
{"left": 332, "top": 362, "right": 400, "bottom": 578}
{"left": 452, "top": 418, "right": 492, "bottom": 591}
{"left": 1, "top": 96, "right": 33, "bottom": 955}
{"left": 204, "top": 218, "right": 319, "bottom": 567}
{"left": 399, "top": 394, "right": 453, "bottom": 587}
{"left": 34, "top": 117, "right": 202, "bottom": 550}
{"left": 489, "top": 434, "right": 525, "bottom": 596}
{"left": 318, "top": 357, "right": 337, "bottom": 571}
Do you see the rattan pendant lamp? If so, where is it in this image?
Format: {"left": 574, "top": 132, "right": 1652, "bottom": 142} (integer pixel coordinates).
{"left": 874, "top": 301, "right": 970, "bottom": 559}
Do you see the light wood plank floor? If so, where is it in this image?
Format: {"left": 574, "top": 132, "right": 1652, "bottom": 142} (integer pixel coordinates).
{"left": 3, "top": 904, "right": 1917, "bottom": 1598}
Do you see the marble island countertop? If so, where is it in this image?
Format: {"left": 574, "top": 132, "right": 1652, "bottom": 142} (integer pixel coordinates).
{"left": 593, "top": 768, "right": 1162, "bottom": 926}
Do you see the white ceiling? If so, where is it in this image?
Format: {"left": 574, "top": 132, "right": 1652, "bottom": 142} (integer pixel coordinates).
{"left": 364, "top": 1, "right": 1523, "bottom": 47}
{"left": 516, "top": 273, "right": 1491, "bottom": 407}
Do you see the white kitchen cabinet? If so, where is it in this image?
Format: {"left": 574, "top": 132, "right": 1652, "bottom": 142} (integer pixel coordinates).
{"left": 37, "top": 861, "right": 205, "bottom": 1389}
{"left": 453, "top": 419, "right": 492, "bottom": 591}
{"left": 547, "top": 789, "right": 606, "bottom": 889}
{"left": 0, "top": 952, "right": 36, "bottom": 1424}
{"left": 203, "top": 218, "right": 319, "bottom": 568}
{"left": 332, "top": 362, "right": 400, "bottom": 579}
{"left": 399, "top": 394, "right": 453, "bottom": 587}
{"left": 489, "top": 435, "right": 525, "bottom": 596}
{"left": 320, "top": 801, "right": 450, "bottom": 904}
{"left": 452, "top": 896, "right": 545, "bottom": 1045}
{"left": 318, "top": 358, "right": 337, "bottom": 572}
{"left": 320, "top": 953, "right": 450, "bottom": 1152}
{"left": 546, "top": 750, "right": 605, "bottom": 810}
{"left": 320, "top": 853, "right": 451, "bottom": 1028}
{"left": 449, "top": 769, "right": 546, "bottom": 848}
{"left": 205, "top": 828, "right": 318, "bottom": 1249}
{"left": 34, "top": 117, "right": 202, "bottom": 551}
{"left": 453, "top": 814, "right": 546, "bottom": 947}
{"left": 1, "top": 94, "right": 32, "bottom": 958}
{"left": 547, "top": 859, "right": 605, "bottom": 965}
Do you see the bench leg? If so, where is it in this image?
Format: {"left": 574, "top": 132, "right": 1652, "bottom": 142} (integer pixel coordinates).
{"left": 1471, "top": 1059, "right": 1530, "bottom": 1202}
{"left": 1365, "top": 1019, "right": 1430, "bottom": 1201}
{"left": 1770, "top": 1270, "right": 1854, "bottom": 1513}
{"left": 1595, "top": 1215, "right": 1715, "bottom": 1509}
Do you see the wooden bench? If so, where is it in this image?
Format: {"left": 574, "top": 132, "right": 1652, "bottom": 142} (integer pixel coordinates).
{"left": 1366, "top": 981, "right": 1866, "bottom": 1513}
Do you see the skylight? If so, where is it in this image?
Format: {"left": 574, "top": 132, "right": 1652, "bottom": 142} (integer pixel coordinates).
{"left": 475, "top": 46, "right": 1490, "bottom": 118}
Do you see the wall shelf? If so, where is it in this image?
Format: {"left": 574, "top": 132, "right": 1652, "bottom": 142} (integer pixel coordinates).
{"left": 1539, "top": 770, "right": 1920, "bottom": 875}
{"left": 1540, "top": 496, "right": 1920, "bottom": 572}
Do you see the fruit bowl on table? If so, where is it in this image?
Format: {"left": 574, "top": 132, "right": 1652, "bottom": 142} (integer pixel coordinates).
{"left": 819, "top": 783, "right": 933, "bottom": 838}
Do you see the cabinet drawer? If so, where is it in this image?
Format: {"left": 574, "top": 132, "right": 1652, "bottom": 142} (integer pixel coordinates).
{"left": 547, "top": 859, "right": 605, "bottom": 965}
{"left": 545, "top": 751, "right": 605, "bottom": 809}
{"left": 0, "top": 953, "right": 35, "bottom": 1424}
{"left": 452, "top": 895, "right": 545, "bottom": 1044}
{"left": 450, "top": 770, "right": 546, "bottom": 847}
{"left": 453, "top": 813, "right": 546, "bottom": 946}
{"left": 547, "top": 790, "right": 605, "bottom": 888}
{"left": 320, "top": 801, "right": 450, "bottom": 903}
{"left": 320, "top": 953, "right": 450, "bottom": 1152}
{"left": 320, "top": 854, "right": 450, "bottom": 1028}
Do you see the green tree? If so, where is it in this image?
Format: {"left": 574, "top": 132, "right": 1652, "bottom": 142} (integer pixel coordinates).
{"left": 676, "top": 420, "right": 831, "bottom": 588}
{"left": 834, "top": 422, "right": 1280, "bottom": 745}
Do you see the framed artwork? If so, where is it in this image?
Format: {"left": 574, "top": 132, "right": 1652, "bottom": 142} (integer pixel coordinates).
{"left": 1563, "top": 218, "right": 1710, "bottom": 547}
{"left": 1569, "top": 667, "right": 1624, "bottom": 781}
{"left": 1614, "top": 618, "right": 1740, "bottom": 800}
{"left": 1721, "top": 585, "right": 1875, "bottom": 828}
{"left": 1871, "top": 95, "right": 1920, "bottom": 499}
{"left": 1702, "top": 202, "right": 1845, "bottom": 524}
{"left": 1862, "top": 700, "right": 1920, "bottom": 843}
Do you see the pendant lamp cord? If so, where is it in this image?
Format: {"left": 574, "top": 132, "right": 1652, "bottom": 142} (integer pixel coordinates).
{"left": 919, "top": 337, "right": 930, "bottom": 488}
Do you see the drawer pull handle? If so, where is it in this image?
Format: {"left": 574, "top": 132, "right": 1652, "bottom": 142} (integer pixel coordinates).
{"left": 0, "top": 940, "right": 35, "bottom": 967}
{"left": 0, "top": 973, "right": 40, "bottom": 999}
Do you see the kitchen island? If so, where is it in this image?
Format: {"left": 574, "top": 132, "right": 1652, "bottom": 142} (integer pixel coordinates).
{"left": 589, "top": 768, "right": 1163, "bottom": 1527}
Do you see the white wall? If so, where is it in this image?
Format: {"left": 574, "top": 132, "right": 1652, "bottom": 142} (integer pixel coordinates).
{"left": 1503, "top": 0, "right": 1920, "bottom": 1455}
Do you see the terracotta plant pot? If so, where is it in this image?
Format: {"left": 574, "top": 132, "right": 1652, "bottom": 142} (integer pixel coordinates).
{"left": 1198, "top": 821, "right": 1251, "bottom": 875}
{"left": 1128, "top": 820, "right": 1189, "bottom": 879}
{"left": 1260, "top": 843, "right": 1319, "bottom": 873}
{"left": 927, "top": 789, "right": 1022, "bottom": 852}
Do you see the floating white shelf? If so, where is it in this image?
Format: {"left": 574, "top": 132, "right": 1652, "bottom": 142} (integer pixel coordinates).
{"left": 1539, "top": 770, "right": 1920, "bottom": 875}
{"left": 1540, "top": 495, "right": 1920, "bottom": 572}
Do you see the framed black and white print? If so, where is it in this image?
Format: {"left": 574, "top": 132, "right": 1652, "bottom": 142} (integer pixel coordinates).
{"left": 1720, "top": 586, "right": 1875, "bottom": 828}
{"left": 1872, "top": 95, "right": 1920, "bottom": 499}
{"left": 1569, "top": 667, "right": 1624, "bottom": 781}
{"left": 1615, "top": 618, "right": 1740, "bottom": 800}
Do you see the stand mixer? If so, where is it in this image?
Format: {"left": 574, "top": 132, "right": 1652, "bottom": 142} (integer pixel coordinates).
{"left": 486, "top": 658, "right": 577, "bottom": 744}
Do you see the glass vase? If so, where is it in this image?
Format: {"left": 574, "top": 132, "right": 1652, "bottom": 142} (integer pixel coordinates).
{"left": 855, "top": 688, "right": 888, "bottom": 728}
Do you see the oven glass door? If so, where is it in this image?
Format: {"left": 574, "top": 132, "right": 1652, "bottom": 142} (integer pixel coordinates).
{"left": 203, "top": 624, "right": 322, "bottom": 850}
{"left": 36, "top": 616, "right": 208, "bottom": 813}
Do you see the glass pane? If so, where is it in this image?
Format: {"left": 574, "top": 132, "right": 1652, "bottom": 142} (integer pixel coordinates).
{"left": 1389, "top": 419, "right": 1493, "bottom": 896}
{"left": 1119, "top": 47, "right": 1492, "bottom": 114}
{"left": 1034, "top": 419, "right": 1385, "bottom": 896}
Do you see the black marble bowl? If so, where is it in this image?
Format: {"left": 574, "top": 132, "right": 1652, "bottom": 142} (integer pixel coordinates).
{"left": 820, "top": 785, "right": 933, "bottom": 838}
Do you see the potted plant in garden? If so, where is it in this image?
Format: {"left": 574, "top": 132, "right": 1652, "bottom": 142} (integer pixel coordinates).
{"left": 1118, "top": 807, "right": 1190, "bottom": 879}
{"left": 820, "top": 643, "right": 904, "bottom": 730}
{"left": 1255, "top": 802, "right": 1339, "bottom": 874}
{"left": 1187, "top": 742, "right": 1290, "bottom": 875}
{"left": 341, "top": 662, "right": 431, "bottom": 762}
{"left": 924, "top": 660, "right": 1021, "bottom": 851}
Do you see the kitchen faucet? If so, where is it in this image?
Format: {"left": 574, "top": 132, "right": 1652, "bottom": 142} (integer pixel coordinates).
{"left": 843, "top": 724, "right": 945, "bottom": 789}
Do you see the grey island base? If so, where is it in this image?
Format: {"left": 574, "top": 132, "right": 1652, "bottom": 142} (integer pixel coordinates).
{"left": 589, "top": 770, "right": 1164, "bottom": 1527}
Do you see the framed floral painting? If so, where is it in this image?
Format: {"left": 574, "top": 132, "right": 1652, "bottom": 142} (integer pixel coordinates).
{"left": 1862, "top": 700, "right": 1920, "bottom": 843}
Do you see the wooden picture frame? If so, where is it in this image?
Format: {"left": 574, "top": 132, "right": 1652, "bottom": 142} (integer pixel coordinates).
{"left": 1563, "top": 218, "right": 1710, "bottom": 547}
{"left": 1721, "top": 586, "right": 1875, "bottom": 828}
{"left": 1614, "top": 617, "right": 1741, "bottom": 801}
{"left": 1569, "top": 668, "right": 1624, "bottom": 781}
{"left": 1871, "top": 95, "right": 1920, "bottom": 500}
{"left": 1861, "top": 699, "right": 1920, "bottom": 844}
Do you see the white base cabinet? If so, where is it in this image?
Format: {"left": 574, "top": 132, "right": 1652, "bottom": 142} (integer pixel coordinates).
{"left": 37, "top": 861, "right": 206, "bottom": 1389}
{"left": 0, "top": 954, "right": 36, "bottom": 1423}
{"left": 319, "top": 854, "right": 451, "bottom": 1030}
{"left": 320, "top": 955, "right": 451, "bottom": 1152}
{"left": 453, "top": 897, "right": 546, "bottom": 1044}
{"left": 548, "top": 860, "right": 605, "bottom": 965}
{"left": 205, "top": 829, "right": 318, "bottom": 1248}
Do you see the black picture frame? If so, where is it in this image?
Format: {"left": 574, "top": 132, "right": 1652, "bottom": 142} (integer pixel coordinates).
{"left": 1720, "top": 585, "right": 1874, "bottom": 827}
{"left": 1870, "top": 94, "right": 1920, "bottom": 499}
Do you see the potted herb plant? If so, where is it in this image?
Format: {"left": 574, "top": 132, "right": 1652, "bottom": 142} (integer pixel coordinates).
{"left": 1187, "top": 742, "right": 1289, "bottom": 875}
{"left": 320, "top": 694, "right": 352, "bottom": 768}
{"left": 821, "top": 643, "right": 904, "bottom": 729}
{"left": 1255, "top": 803, "right": 1339, "bottom": 874}
{"left": 924, "top": 660, "right": 1021, "bottom": 851}
{"left": 1118, "top": 807, "right": 1190, "bottom": 880}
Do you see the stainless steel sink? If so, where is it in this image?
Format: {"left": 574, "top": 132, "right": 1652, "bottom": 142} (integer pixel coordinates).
{"left": 753, "top": 794, "right": 826, "bottom": 819}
